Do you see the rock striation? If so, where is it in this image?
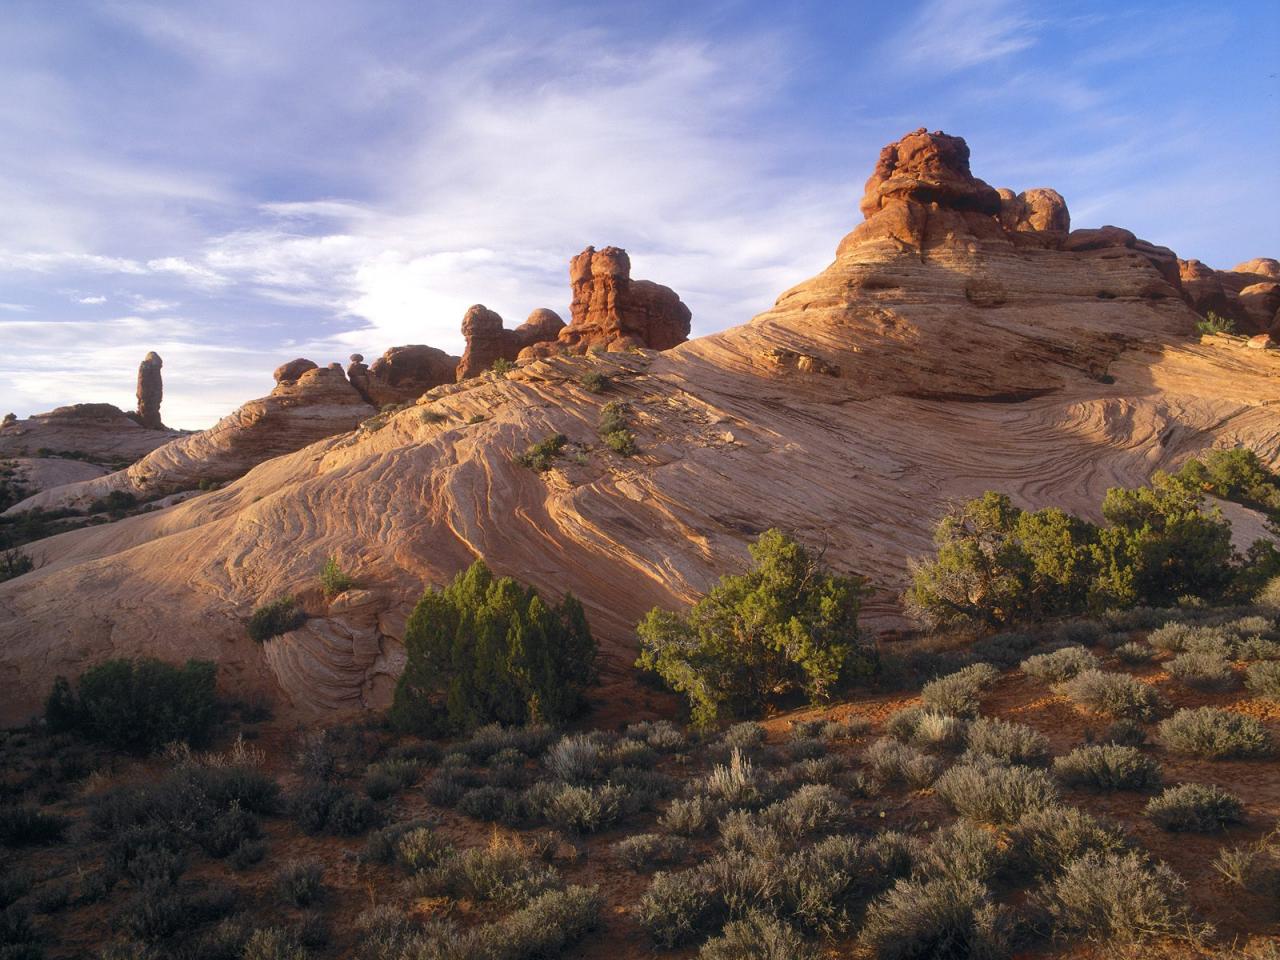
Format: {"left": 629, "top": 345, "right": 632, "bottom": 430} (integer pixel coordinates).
{"left": 0, "top": 128, "right": 1277, "bottom": 725}
{"left": 456, "top": 305, "right": 566, "bottom": 380}
{"left": 135, "top": 352, "right": 164, "bottom": 429}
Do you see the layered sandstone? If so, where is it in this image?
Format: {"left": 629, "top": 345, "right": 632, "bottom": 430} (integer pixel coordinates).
{"left": 0, "top": 403, "right": 183, "bottom": 464}
{"left": 1, "top": 129, "right": 1277, "bottom": 725}
{"left": 7, "top": 365, "right": 375, "bottom": 514}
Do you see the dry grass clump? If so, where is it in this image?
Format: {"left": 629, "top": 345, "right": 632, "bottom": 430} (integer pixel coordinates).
{"left": 885, "top": 707, "right": 968, "bottom": 751}
{"left": 1157, "top": 707, "right": 1273, "bottom": 759}
{"left": 1052, "top": 744, "right": 1162, "bottom": 791}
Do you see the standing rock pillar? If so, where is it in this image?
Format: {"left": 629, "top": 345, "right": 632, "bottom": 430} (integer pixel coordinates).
{"left": 136, "top": 351, "right": 164, "bottom": 429}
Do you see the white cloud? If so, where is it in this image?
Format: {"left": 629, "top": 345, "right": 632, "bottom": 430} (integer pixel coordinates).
{"left": 76, "top": 294, "right": 107, "bottom": 304}
{"left": 887, "top": 0, "right": 1041, "bottom": 73}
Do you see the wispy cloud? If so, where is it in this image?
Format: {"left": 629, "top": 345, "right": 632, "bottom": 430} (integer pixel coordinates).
{"left": 887, "top": 0, "right": 1041, "bottom": 73}
{"left": 76, "top": 295, "right": 106, "bottom": 305}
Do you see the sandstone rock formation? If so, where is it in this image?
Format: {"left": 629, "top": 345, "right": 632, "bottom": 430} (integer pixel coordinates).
{"left": 135, "top": 352, "right": 164, "bottom": 429}
{"left": 456, "top": 305, "right": 566, "bottom": 380}
{"left": 346, "top": 354, "right": 370, "bottom": 399}
{"left": 363, "top": 344, "right": 458, "bottom": 406}
{"left": 1177, "top": 258, "right": 1280, "bottom": 335}
{"left": 0, "top": 403, "right": 183, "bottom": 464}
{"left": 273, "top": 358, "right": 318, "bottom": 384}
{"left": 7, "top": 365, "right": 375, "bottom": 514}
{"left": 1, "top": 128, "right": 1277, "bottom": 725}
{"left": 519, "top": 247, "right": 692, "bottom": 360}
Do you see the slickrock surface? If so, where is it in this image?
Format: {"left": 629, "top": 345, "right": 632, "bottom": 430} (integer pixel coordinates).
{"left": 0, "top": 403, "right": 183, "bottom": 463}
{"left": 1, "top": 129, "right": 1277, "bottom": 725}
{"left": 520, "top": 246, "right": 692, "bottom": 359}
{"left": 6, "top": 365, "right": 375, "bottom": 514}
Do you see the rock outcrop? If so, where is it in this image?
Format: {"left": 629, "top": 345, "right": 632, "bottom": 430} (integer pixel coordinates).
{"left": 7, "top": 365, "right": 375, "bottom": 514}
{"left": 519, "top": 246, "right": 691, "bottom": 360}
{"left": 0, "top": 403, "right": 183, "bottom": 464}
{"left": 1177, "top": 258, "right": 1280, "bottom": 335}
{"left": 363, "top": 345, "right": 458, "bottom": 406}
{"left": 456, "top": 306, "right": 566, "bottom": 380}
{"left": 273, "top": 358, "right": 319, "bottom": 384}
{"left": 1, "top": 128, "right": 1277, "bottom": 725}
{"left": 135, "top": 352, "right": 164, "bottom": 429}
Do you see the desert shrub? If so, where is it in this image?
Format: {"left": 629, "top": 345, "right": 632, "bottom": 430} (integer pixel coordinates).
{"left": 1147, "top": 621, "right": 1204, "bottom": 652}
{"left": 969, "top": 631, "right": 1038, "bottom": 668}
{"left": 905, "top": 492, "right": 1099, "bottom": 628}
{"left": 229, "top": 839, "right": 266, "bottom": 870}
{"left": 1157, "top": 707, "right": 1273, "bottom": 759}
{"left": 1005, "top": 806, "right": 1129, "bottom": 879}
{"left": 1196, "top": 311, "right": 1235, "bottom": 335}
{"left": 1020, "top": 646, "right": 1100, "bottom": 683}
{"left": 247, "top": 596, "right": 305, "bottom": 642}
{"left": 1213, "top": 839, "right": 1280, "bottom": 903}
{"left": 624, "top": 719, "right": 687, "bottom": 752}
{"left": 1056, "top": 669, "right": 1166, "bottom": 721}
{"left": 390, "top": 561, "right": 595, "bottom": 735}
{"left": 864, "top": 738, "right": 941, "bottom": 788}
{"left": 1053, "top": 744, "right": 1161, "bottom": 790}
{"left": 0, "top": 547, "right": 34, "bottom": 583}
{"left": 886, "top": 707, "right": 968, "bottom": 751}
{"left": 934, "top": 759, "right": 1058, "bottom": 824}
{"left": 276, "top": 860, "right": 325, "bottom": 907}
{"left": 44, "top": 658, "right": 219, "bottom": 754}
{"left": 635, "top": 868, "right": 723, "bottom": 948}
{"left": 544, "top": 733, "right": 603, "bottom": 783}
{"left": 363, "top": 759, "right": 419, "bottom": 800}
{"left": 1167, "top": 651, "right": 1236, "bottom": 690}
{"left": 720, "top": 721, "right": 767, "bottom": 751}
{"left": 1037, "top": 851, "right": 1204, "bottom": 944}
{"left": 242, "top": 927, "right": 307, "bottom": 960}
{"left": 1246, "top": 660, "right": 1280, "bottom": 699}
{"left": 318, "top": 555, "right": 354, "bottom": 597}
{"left": 541, "top": 782, "right": 627, "bottom": 833}
{"left": 1145, "top": 783, "right": 1245, "bottom": 831}
{"left": 920, "top": 663, "right": 999, "bottom": 718}
{"left": 291, "top": 785, "right": 379, "bottom": 835}
{"left": 421, "top": 837, "right": 560, "bottom": 908}
{"left": 1114, "top": 641, "right": 1154, "bottom": 664}
{"left": 579, "top": 371, "right": 608, "bottom": 393}
{"left": 457, "top": 785, "right": 521, "bottom": 824}
{"left": 659, "top": 795, "right": 726, "bottom": 836}
{"left": 636, "top": 529, "right": 872, "bottom": 727}
{"left": 718, "top": 811, "right": 785, "bottom": 860}
{"left": 396, "top": 826, "right": 455, "bottom": 873}
{"left": 1102, "top": 718, "right": 1148, "bottom": 746}
{"left": 198, "top": 802, "right": 261, "bottom": 857}
{"left": 696, "top": 749, "right": 772, "bottom": 808}
{"left": 459, "top": 723, "right": 556, "bottom": 763}
{"left": 964, "top": 717, "right": 1050, "bottom": 765}
{"left": 476, "top": 884, "right": 601, "bottom": 958}
{"left": 607, "top": 766, "right": 677, "bottom": 810}
{"left": 1055, "top": 619, "right": 1106, "bottom": 645}
{"left": 859, "top": 875, "right": 1014, "bottom": 960}
{"left": 698, "top": 912, "right": 818, "bottom": 960}
{"left": 781, "top": 831, "right": 917, "bottom": 935}
{"left": 1239, "top": 635, "right": 1280, "bottom": 660}
{"left": 515, "top": 433, "right": 567, "bottom": 472}
{"left": 759, "top": 784, "right": 849, "bottom": 839}
{"left": 0, "top": 805, "right": 68, "bottom": 847}
{"left": 612, "top": 833, "right": 686, "bottom": 872}
{"left": 915, "top": 820, "right": 1006, "bottom": 886}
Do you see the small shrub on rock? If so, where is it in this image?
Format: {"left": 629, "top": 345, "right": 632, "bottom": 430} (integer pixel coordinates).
{"left": 248, "top": 596, "right": 305, "bottom": 642}
{"left": 1157, "top": 707, "right": 1273, "bottom": 759}
{"left": 1145, "top": 783, "right": 1245, "bottom": 832}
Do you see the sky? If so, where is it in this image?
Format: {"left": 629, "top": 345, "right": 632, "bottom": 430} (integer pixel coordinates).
{"left": 1, "top": 0, "right": 1277, "bottom": 429}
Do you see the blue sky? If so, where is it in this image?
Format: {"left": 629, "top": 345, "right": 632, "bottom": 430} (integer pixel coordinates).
{"left": 1, "top": 0, "right": 1276, "bottom": 428}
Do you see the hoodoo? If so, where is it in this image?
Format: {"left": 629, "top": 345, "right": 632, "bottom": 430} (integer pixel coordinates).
{"left": 135, "top": 351, "right": 164, "bottom": 429}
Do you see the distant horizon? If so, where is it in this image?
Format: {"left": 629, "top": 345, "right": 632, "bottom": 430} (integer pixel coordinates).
{"left": 2, "top": 0, "right": 1277, "bottom": 429}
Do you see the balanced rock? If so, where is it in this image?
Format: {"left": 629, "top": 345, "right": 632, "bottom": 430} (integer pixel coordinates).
{"left": 519, "top": 246, "right": 691, "bottom": 360}
{"left": 456, "top": 306, "right": 566, "bottom": 379}
{"left": 346, "top": 354, "right": 371, "bottom": 401}
{"left": 135, "top": 352, "right": 164, "bottom": 430}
